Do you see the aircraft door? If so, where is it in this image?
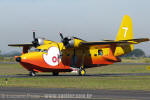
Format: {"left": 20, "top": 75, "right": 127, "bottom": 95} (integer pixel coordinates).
{"left": 71, "top": 48, "right": 77, "bottom": 67}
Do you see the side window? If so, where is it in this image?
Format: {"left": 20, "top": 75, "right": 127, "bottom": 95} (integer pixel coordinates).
{"left": 98, "top": 49, "right": 103, "bottom": 56}
{"left": 67, "top": 54, "right": 70, "bottom": 56}
{"left": 94, "top": 54, "right": 97, "bottom": 56}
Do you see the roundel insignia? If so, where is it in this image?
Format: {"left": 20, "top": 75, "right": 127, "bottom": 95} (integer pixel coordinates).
{"left": 43, "top": 46, "right": 61, "bottom": 66}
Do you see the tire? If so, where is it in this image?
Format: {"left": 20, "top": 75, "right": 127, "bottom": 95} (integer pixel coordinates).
{"left": 29, "top": 71, "right": 36, "bottom": 76}
{"left": 78, "top": 69, "right": 86, "bottom": 76}
{"left": 52, "top": 72, "right": 59, "bottom": 76}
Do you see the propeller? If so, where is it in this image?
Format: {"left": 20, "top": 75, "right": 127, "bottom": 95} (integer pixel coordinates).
{"left": 32, "top": 32, "right": 40, "bottom": 47}
{"left": 59, "top": 32, "right": 64, "bottom": 40}
{"left": 59, "top": 32, "right": 72, "bottom": 47}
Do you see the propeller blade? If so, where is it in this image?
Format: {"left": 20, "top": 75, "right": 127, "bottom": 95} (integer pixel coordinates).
{"left": 33, "top": 32, "right": 36, "bottom": 40}
{"left": 59, "top": 32, "right": 64, "bottom": 40}
{"left": 32, "top": 31, "right": 39, "bottom": 47}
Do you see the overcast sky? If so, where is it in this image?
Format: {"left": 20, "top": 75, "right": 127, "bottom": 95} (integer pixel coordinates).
{"left": 0, "top": 0, "right": 150, "bottom": 55}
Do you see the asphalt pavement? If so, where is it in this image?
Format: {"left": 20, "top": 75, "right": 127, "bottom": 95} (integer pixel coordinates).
{"left": 0, "top": 87, "right": 150, "bottom": 100}
{"left": 0, "top": 72, "right": 150, "bottom": 78}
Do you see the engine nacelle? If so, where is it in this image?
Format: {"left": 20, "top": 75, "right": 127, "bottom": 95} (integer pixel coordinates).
{"left": 64, "top": 37, "right": 84, "bottom": 48}
{"left": 37, "top": 38, "right": 44, "bottom": 45}
{"left": 68, "top": 39, "right": 75, "bottom": 48}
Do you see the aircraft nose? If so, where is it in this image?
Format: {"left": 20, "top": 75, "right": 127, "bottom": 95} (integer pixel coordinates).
{"left": 19, "top": 52, "right": 43, "bottom": 64}
{"left": 15, "top": 56, "right": 21, "bottom": 62}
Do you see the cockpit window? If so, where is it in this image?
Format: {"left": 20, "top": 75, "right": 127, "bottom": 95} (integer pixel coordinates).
{"left": 43, "top": 50, "right": 48, "bottom": 53}
{"left": 29, "top": 48, "right": 47, "bottom": 53}
{"left": 98, "top": 49, "right": 103, "bottom": 56}
{"left": 34, "top": 49, "right": 41, "bottom": 52}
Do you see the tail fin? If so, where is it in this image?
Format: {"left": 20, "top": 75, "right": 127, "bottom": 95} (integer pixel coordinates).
{"left": 115, "top": 15, "right": 134, "bottom": 56}
{"left": 116, "top": 15, "right": 133, "bottom": 41}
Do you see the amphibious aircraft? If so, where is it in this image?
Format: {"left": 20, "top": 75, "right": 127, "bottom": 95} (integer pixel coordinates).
{"left": 9, "top": 15, "right": 149, "bottom": 76}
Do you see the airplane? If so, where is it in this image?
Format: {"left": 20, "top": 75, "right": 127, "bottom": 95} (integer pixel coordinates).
{"left": 8, "top": 15, "right": 149, "bottom": 76}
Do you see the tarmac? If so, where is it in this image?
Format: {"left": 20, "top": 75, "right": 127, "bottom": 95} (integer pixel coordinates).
{"left": 0, "top": 73, "right": 149, "bottom": 99}
{"left": 0, "top": 87, "right": 150, "bottom": 100}
{"left": 0, "top": 72, "right": 150, "bottom": 78}
{"left": 0, "top": 62, "right": 150, "bottom": 99}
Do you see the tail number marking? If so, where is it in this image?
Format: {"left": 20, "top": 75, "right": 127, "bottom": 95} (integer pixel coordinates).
{"left": 122, "top": 27, "right": 128, "bottom": 38}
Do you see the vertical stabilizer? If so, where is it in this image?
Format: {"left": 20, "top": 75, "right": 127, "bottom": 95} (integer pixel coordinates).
{"left": 115, "top": 15, "right": 134, "bottom": 56}
{"left": 116, "top": 15, "right": 133, "bottom": 41}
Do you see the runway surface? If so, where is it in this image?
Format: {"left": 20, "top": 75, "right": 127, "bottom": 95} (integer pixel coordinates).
{"left": 0, "top": 63, "right": 150, "bottom": 99}
{"left": 0, "top": 72, "right": 150, "bottom": 78}
{"left": 0, "top": 87, "right": 150, "bottom": 100}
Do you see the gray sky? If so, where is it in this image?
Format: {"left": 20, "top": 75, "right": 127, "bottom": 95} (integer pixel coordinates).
{"left": 0, "top": 0, "right": 150, "bottom": 55}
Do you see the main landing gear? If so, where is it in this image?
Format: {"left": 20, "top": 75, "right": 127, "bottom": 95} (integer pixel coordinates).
{"left": 78, "top": 68, "right": 86, "bottom": 76}
{"left": 78, "top": 65, "right": 86, "bottom": 76}
{"left": 52, "top": 72, "right": 59, "bottom": 76}
{"left": 29, "top": 71, "right": 36, "bottom": 76}
{"left": 78, "top": 50, "right": 86, "bottom": 76}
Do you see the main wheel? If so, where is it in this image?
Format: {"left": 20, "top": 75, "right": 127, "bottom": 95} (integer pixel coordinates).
{"left": 52, "top": 72, "right": 59, "bottom": 76}
{"left": 78, "top": 69, "right": 86, "bottom": 76}
{"left": 29, "top": 71, "right": 36, "bottom": 76}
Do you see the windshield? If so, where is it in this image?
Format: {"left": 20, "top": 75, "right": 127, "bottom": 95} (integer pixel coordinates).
{"left": 28, "top": 48, "right": 48, "bottom": 53}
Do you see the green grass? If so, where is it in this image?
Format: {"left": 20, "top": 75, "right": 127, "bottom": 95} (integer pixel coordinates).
{"left": 0, "top": 63, "right": 150, "bottom": 90}
{"left": 0, "top": 63, "right": 150, "bottom": 75}
{"left": 0, "top": 57, "right": 15, "bottom": 62}
{"left": 0, "top": 64, "right": 28, "bottom": 75}
{"left": 87, "top": 64, "right": 150, "bottom": 74}
{"left": 121, "top": 57, "right": 150, "bottom": 63}
{"left": 1, "top": 76, "right": 150, "bottom": 90}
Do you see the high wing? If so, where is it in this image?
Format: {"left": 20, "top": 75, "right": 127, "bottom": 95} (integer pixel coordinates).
{"left": 119, "top": 38, "right": 149, "bottom": 43}
{"left": 8, "top": 40, "right": 55, "bottom": 47}
{"left": 80, "top": 38, "right": 149, "bottom": 48}
{"left": 8, "top": 31, "right": 56, "bottom": 48}
{"left": 8, "top": 43, "right": 34, "bottom": 47}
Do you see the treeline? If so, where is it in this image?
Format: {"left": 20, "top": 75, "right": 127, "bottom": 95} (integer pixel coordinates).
{"left": 0, "top": 50, "right": 21, "bottom": 62}
{"left": 0, "top": 50, "right": 21, "bottom": 57}
{"left": 122, "top": 49, "right": 146, "bottom": 57}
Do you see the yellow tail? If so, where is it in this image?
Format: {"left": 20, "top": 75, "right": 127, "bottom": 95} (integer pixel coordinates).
{"left": 115, "top": 15, "right": 134, "bottom": 56}
{"left": 116, "top": 15, "right": 133, "bottom": 41}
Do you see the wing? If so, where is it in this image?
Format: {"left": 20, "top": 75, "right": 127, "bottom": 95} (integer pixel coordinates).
{"left": 8, "top": 43, "right": 34, "bottom": 47}
{"left": 80, "top": 38, "right": 149, "bottom": 48}
{"left": 8, "top": 43, "right": 34, "bottom": 54}
{"left": 119, "top": 38, "right": 149, "bottom": 43}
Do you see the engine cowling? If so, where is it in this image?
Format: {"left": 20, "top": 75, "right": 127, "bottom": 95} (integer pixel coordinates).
{"left": 63, "top": 37, "right": 84, "bottom": 48}
{"left": 59, "top": 33, "right": 85, "bottom": 48}
{"left": 37, "top": 38, "right": 44, "bottom": 45}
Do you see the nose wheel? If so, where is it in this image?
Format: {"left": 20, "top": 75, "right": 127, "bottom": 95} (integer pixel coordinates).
{"left": 29, "top": 71, "right": 36, "bottom": 76}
